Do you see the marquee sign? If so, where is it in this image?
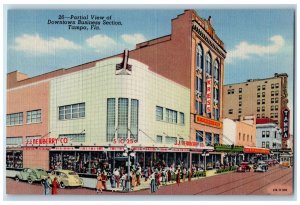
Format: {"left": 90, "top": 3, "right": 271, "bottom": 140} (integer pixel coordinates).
{"left": 282, "top": 108, "right": 290, "bottom": 140}
{"left": 195, "top": 115, "right": 222, "bottom": 128}
{"left": 206, "top": 78, "right": 212, "bottom": 113}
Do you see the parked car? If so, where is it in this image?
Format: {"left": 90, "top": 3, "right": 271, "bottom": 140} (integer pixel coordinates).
{"left": 15, "top": 168, "right": 48, "bottom": 184}
{"left": 48, "top": 170, "right": 84, "bottom": 188}
{"left": 253, "top": 161, "right": 268, "bottom": 172}
{"left": 237, "top": 162, "right": 251, "bottom": 172}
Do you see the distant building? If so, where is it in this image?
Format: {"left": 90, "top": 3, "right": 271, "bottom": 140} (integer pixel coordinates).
{"left": 223, "top": 73, "right": 289, "bottom": 147}
{"left": 256, "top": 118, "right": 282, "bottom": 150}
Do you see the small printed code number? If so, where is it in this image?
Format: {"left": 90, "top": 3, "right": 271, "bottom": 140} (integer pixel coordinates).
{"left": 273, "top": 188, "right": 288, "bottom": 192}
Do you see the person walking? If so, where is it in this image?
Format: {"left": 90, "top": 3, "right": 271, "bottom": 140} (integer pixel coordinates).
{"left": 176, "top": 168, "right": 181, "bottom": 186}
{"left": 183, "top": 167, "right": 187, "bottom": 182}
{"left": 113, "top": 168, "right": 120, "bottom": 188}
{"left": 102, "top": 171, "right": 107, "bottom": 190}
{"left": 96, "top": 173, "right": 104, "bottom": 194}
{"left": 41, "top": 177, "right": 51, "bottom": 195}
{"left": 51, "top": 177, "right": 59, "bottom": 195}
{"left": 188, "top": 168, "right": 192, "bottom": 182}
{"left": 144, "top": 167, "right": 149, "bottom": 182}
{"left": 110, "top": 172, "right": 116, "bottom": 192}
{"left": 136, "top": 167, "right": 141, "bottom": 186}
{"left": 149, "top": 172, "right": 157, "bottom": 193}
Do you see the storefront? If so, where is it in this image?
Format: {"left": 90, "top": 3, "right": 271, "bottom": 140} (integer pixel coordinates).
{"left": 243, "top": 147, "right": 270, "bottom": 163}
{"left": 214, "top": 144, "right": 244, "bottom": 166}
{"left": 6, "top": 148, "right": 23, "bottom": 169}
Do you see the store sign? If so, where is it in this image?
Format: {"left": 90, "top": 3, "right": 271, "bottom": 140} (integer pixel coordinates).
{"left": 174, "top": 140, "right": 205, "bottom": 147}
{"left": 195, "top": 115, "right": 222, "bottom": 128}
{"left": 206, "top": 78, "right": 212, "bottom": 113}
{"left": 25, "top": 137, "right": 69, "bottom": 145}
{"left": 282, "top": 108, "right": 290, "bottom": 139}
{"left": 243, "top": 147, "right": 270, "bottom": 154}
{"left": 214, "top": 144, "right": 244, "bottom": 152}
{"left": 113, "top": 138, "right": 137, "bottom": 145}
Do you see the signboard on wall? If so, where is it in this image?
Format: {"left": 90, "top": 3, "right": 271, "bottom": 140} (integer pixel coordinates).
{"left": 282, "top": 108, "right": 290, "bottom": 140}
{"left": 206, "top": 78, "right": 212, "bottom": 113}
{"left": 195, "top": 115, "right": 222, "bottom": 128}
{"left": 25, "top": 137, "right": 69, "bottom": 145}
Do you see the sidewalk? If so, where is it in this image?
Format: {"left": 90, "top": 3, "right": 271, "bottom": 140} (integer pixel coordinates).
{"left": 105, "top": 169, "right": 229, "bottom": 192}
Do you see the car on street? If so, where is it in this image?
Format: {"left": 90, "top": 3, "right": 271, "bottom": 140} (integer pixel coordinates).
{"left": 237, "top": 162, "right": 251, "bottom": 172}
{"left": 15, "top": 168, "right": 48, "bottom": 184}
{"left": 48, "top": 170, "right": 84, "bottom": 188}
{"left": 253, "top": 161, "right": 268, "bottom": 172}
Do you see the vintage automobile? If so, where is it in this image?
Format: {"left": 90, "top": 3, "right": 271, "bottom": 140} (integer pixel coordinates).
{"left": 237, "top": 162, "right": 251, "bottom": 172}
{"left": 253, "top": 161, "right": 268, "bottom": 172}
{"left": 48, "top": 170, "right": 84, "bottom": 188}
{"left": 15, "top": 168, "right": 48, "bottom": 184}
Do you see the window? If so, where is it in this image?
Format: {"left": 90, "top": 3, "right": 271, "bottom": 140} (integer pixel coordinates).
{"left": 206, "top": 53, "right": 212, "bottom": 75}
{"left": 214, "top": 134, "right": 220, "bottom": 144}
{"left": 205, "top": 133, "right": 212, "bottom": 146}
{"left": 266, "top": 141, "right": 270, "bottom": 148}
{"left": 275, "top": 105, "right": 279, "bottom": 111}
{"left": 275, "top": 90, "right": 279, "bottom": 96}
{"left": 257, "top": 99, "right": 260, "bottom": 105}
{"left": 271, "top": 84, "right": 275, "bottom": 89}
{"left": 275, "top": 98, "right": 279, "bottom": 103}
{"left": 6, "top": 112, "right": 23, "bottom": 126}
{"left": 247, "top": 135, "right": 249, "bottom": 141}
{"left": 130, "top": 99, "right": 139, "bottom": 140}
{"left": 228, "top": 109, "right": 233, "bottom": 114}
{"left": 156, "top": 106, "right": 163, "bottom": 121}
{"left": 7, "top": 137, "right": 23, "bottom": 145}
{"left": 271, "top": 106, "right": 274, "bottom": 111}
{"left": 239, "top": 101, "right": 242, "bottom": 106}
{"left": 196, "top": 131, "right": 203, "bottom": 142}
{"left": 214, "top": 108, "right": 219, "bottom": 120}
{"left": 257, "top": 85, "right": 261, "bottom": 91}
{"left": 239, "top": 133, "right": 241, "bottom": 140}
{"left": 195, "top": 100, "right": 203, "bottom": 115}
{"left": 59, "top": 103, "right": 85, "bottom": 120}
{"left": 107, "top": 98, "right": 116, "bottom": 142}
{"left": 262, "top": 85, "right": 266, "bottom": 90}
{"left": 196, "top": 76, "right": 203, "bottom": 93}
{"left": 275, "top": 83, "right": 279, "bottom": 88}
{"left": 266, "top": 131, "right": 270, "bottom": 138}
{"left": 27, "top": 109, "right": 41, "bottom": 123}
{"left": 214, "top": 88, "right": 219, "bottom": 102}
{"left": 214, "top": 60, "right": 219, "bottom": 80}
{"left": 118, "top": 98, "right": 129, "bottom": 139}
{"left": 239, "top": 88, "right": 242, "bottom": 93}
{"left": 257, "top": 93, "right": 260, "bottom": 98}
{"left": 243, "top": 134, "right": 245, "bottom": 141}
{"left": 257, "top": 114, "right": 260, "bottom": 118}
{"left": 262, "top": 141, "right": 266, "bottom": 148}
{"left": 271, "top": 91, "right": 275, "bottom": 96}
{"left": 166, "top": 109, "right": 177, "bottom": 123}
{"left": 262, "top": 92, "right": 265, "bottom": 97}
{"left": 262, "top": 131, "right": 266, "bottom": 138}
{"left": 251, "top": 135, "right": 253, "bottom": 142}
{"left": 196, "top": 44, "right": 203, "bottom": 70}
{"left": 262, "top": 113, "right": 265, "bottom": 118}
{"left": 239, "top": 95, "right": 242, "bottom": 100}
{"left": 257, "top": 107, "right": 260, "bottom": 112}
{"left": 179, "top": 112, "right": 185, "bottom": 125}
{"left": 6, "top": 150, "right": 23, "bottom": 168}
{"left": 238, "top": 108, "right": 242, "bottom": 114}
{"left": 270, "top": 113, "right": 274, "bottom": 118}
{"left": 271, "top": 98, "right": 275, "bottom": 103}
{"left": 275, "top": 113, "right": 278, "bottom": 118}
{"left": 59, "top": 134, "right": 85, "bottom": 142}
{"left": 165, "top": 136, "right": 177, "bottom": 144}
{"left": 262, "top": 99, "right": 265, "bottom": 104}
{"left": 156, "top": 135, "right": 163, "bottom": 143}
{"left": 227, "top": 89, "right": 235, "bottom": 94}
{"left": 262, "top": 106, "right": 265, "bottom": 112}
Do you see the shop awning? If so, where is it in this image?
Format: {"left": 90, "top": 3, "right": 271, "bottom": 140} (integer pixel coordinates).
{"left": 243, "top": 147, "right": 270, "bottom": 154}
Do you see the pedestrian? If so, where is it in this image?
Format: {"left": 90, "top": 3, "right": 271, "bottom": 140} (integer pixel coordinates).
{"left": 183, "top": 167, "right": 187, "bottom": 182}
{"left": 113, "top": 168, "right": 120, "bottom": 188}
{"left": 51, "top": 177, "right": 59, "bottom": 195}
{"left": 41, "top": 178, "right": 51, "bottom": 195}
{"left": 144, "top": 167, "right": 149, "bottom": 182}
{"left": 136, "top": 167, "right": 141, "bottom": 186}
{"left": 131, "top": 170, "right": 136, "bottom": 190}
{"left": 110, "top": 172, "right": 116, "bottom": 192}
{"left": 176, "top": 168, "right": 181, "bottom": 186}
{"left": 188, "top": 168, "right": 192, "bottom": 182}
{"left": 149, "top": 173, "right": 157, "bottom": 193}
{"left": 96, "top": 173, "right": 104, "bottom": 194}
{"left": 102, "top": 172, "right": 107, "bottom": 190}
{"left": 121, "top": 173, "right": 127, "bottom": 191}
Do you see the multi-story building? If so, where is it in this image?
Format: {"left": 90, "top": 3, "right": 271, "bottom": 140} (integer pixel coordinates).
{"left": 223, "top": 73, "right": 289, "bottom": 147}
{"left": 6, "top": 10, "right": 226, "bottom": 172}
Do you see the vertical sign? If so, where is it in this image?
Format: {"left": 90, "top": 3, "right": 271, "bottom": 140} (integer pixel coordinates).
{"left": 282, "top": 108, "right": 290, "bottom": 139}
{"left": 206, "top": 78, "right": 212, "bottom": 113}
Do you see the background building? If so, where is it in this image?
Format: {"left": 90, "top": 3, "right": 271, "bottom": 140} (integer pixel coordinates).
{"left": 223, "top": 73, "right": 289, "bottom": 147}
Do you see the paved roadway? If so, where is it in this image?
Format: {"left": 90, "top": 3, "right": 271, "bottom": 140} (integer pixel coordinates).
{"left": 6, "top": 165, "right": 293, "bottom": 196}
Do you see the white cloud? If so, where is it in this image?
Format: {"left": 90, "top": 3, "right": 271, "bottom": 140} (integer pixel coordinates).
{"left": 13, "top": 34, "right": 80, "bottom": 55}
{"left": 226, "top": 35, "right": 285, "bottom": 63}
{"left": 85, "top": 34, "right": 117, "bottom": 53}
{"left": 121, "top": 33, "right": 146, "bottom": 46}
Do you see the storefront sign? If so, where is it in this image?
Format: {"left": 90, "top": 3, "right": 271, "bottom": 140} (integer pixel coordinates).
{"left": 113, "top": 138, "right": 137, "bottom": 145}
{"left": 243, "top": 147, "right": 270, "bottom": 154}
{"left": 206, "top": 78, "right": 212, "bottom": 113}
{"left": 23, "top": 147, "right": 50, "bottom": 150}
{"left": 214, "top": 144, "right": 244, "bottom": 152}
{"left": 174, "top": 140, "right": 205, "bottom": 147}
{"left": 79, "top": 147, "right": 104, "bottom": 151}
{"left": 282, "top": 108, "right": 290, "bottom": 139}
{"left": 25, "top": 137, "right": 69, "bottom": 145}
{"left": 195, "top": 115, "right": 222, "bottom": 128}
{"left": 50, "top": 147, "right": 75, "bottom": 151}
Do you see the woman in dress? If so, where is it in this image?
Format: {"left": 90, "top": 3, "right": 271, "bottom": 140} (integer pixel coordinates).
{"left": 51, "top": 177, "right": 59, "bottom": 195}
{"left": 96, "top": 173, "right": 104, "bottom": 194}
{"left": 176, "top": 168, "right": 181, "bottom": 186}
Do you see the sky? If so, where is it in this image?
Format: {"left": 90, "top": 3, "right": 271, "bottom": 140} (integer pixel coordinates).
{"left": 6, "top": 8, "right": 295, "bottom": 132}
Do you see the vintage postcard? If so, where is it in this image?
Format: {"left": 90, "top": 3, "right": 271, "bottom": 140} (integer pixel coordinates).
{"left": 4, "top": 6, "right": 295, "bottom": 197}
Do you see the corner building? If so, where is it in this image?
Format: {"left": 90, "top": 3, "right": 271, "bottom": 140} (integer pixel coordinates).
{"left": 6, "top": 10, "right": 226, "bottom": 172}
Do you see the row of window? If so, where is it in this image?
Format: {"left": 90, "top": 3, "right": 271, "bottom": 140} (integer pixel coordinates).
{"left": 156, "top": 106, "right": 184, "bottom": 125}
{"left": 196, "top": 131, "right": 220, "bottom": 146}
{"left": 156, "top": 135, "right": 178, "bottom": 144}
{"left": 261, "top": 141, "right": 281, "bottom": 148}
{"left": 6, "top": 110, "right": 41, "bottom": 126}
{"left": 59, "top": 103, "right": 85, "bottom": 120}
{"left": 238, "top": 133, "right": 253, "bottom": 142}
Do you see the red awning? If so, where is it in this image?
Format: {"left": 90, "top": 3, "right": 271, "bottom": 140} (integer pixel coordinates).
{"left": 244, "top": 147, "right": 270, "bottom": 154}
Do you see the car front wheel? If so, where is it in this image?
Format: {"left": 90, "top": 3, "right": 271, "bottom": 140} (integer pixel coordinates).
{"left": 60, "top": 182, "right": 65, "bottom": 189}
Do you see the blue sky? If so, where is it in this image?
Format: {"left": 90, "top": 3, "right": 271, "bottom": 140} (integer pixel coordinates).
{"left": 6, "top": 8, "right": 295, "bottom": 131}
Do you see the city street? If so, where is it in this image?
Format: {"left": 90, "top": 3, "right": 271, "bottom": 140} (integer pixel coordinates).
{"left": 6, "top": 165, "right": 293, "bottom": 196}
